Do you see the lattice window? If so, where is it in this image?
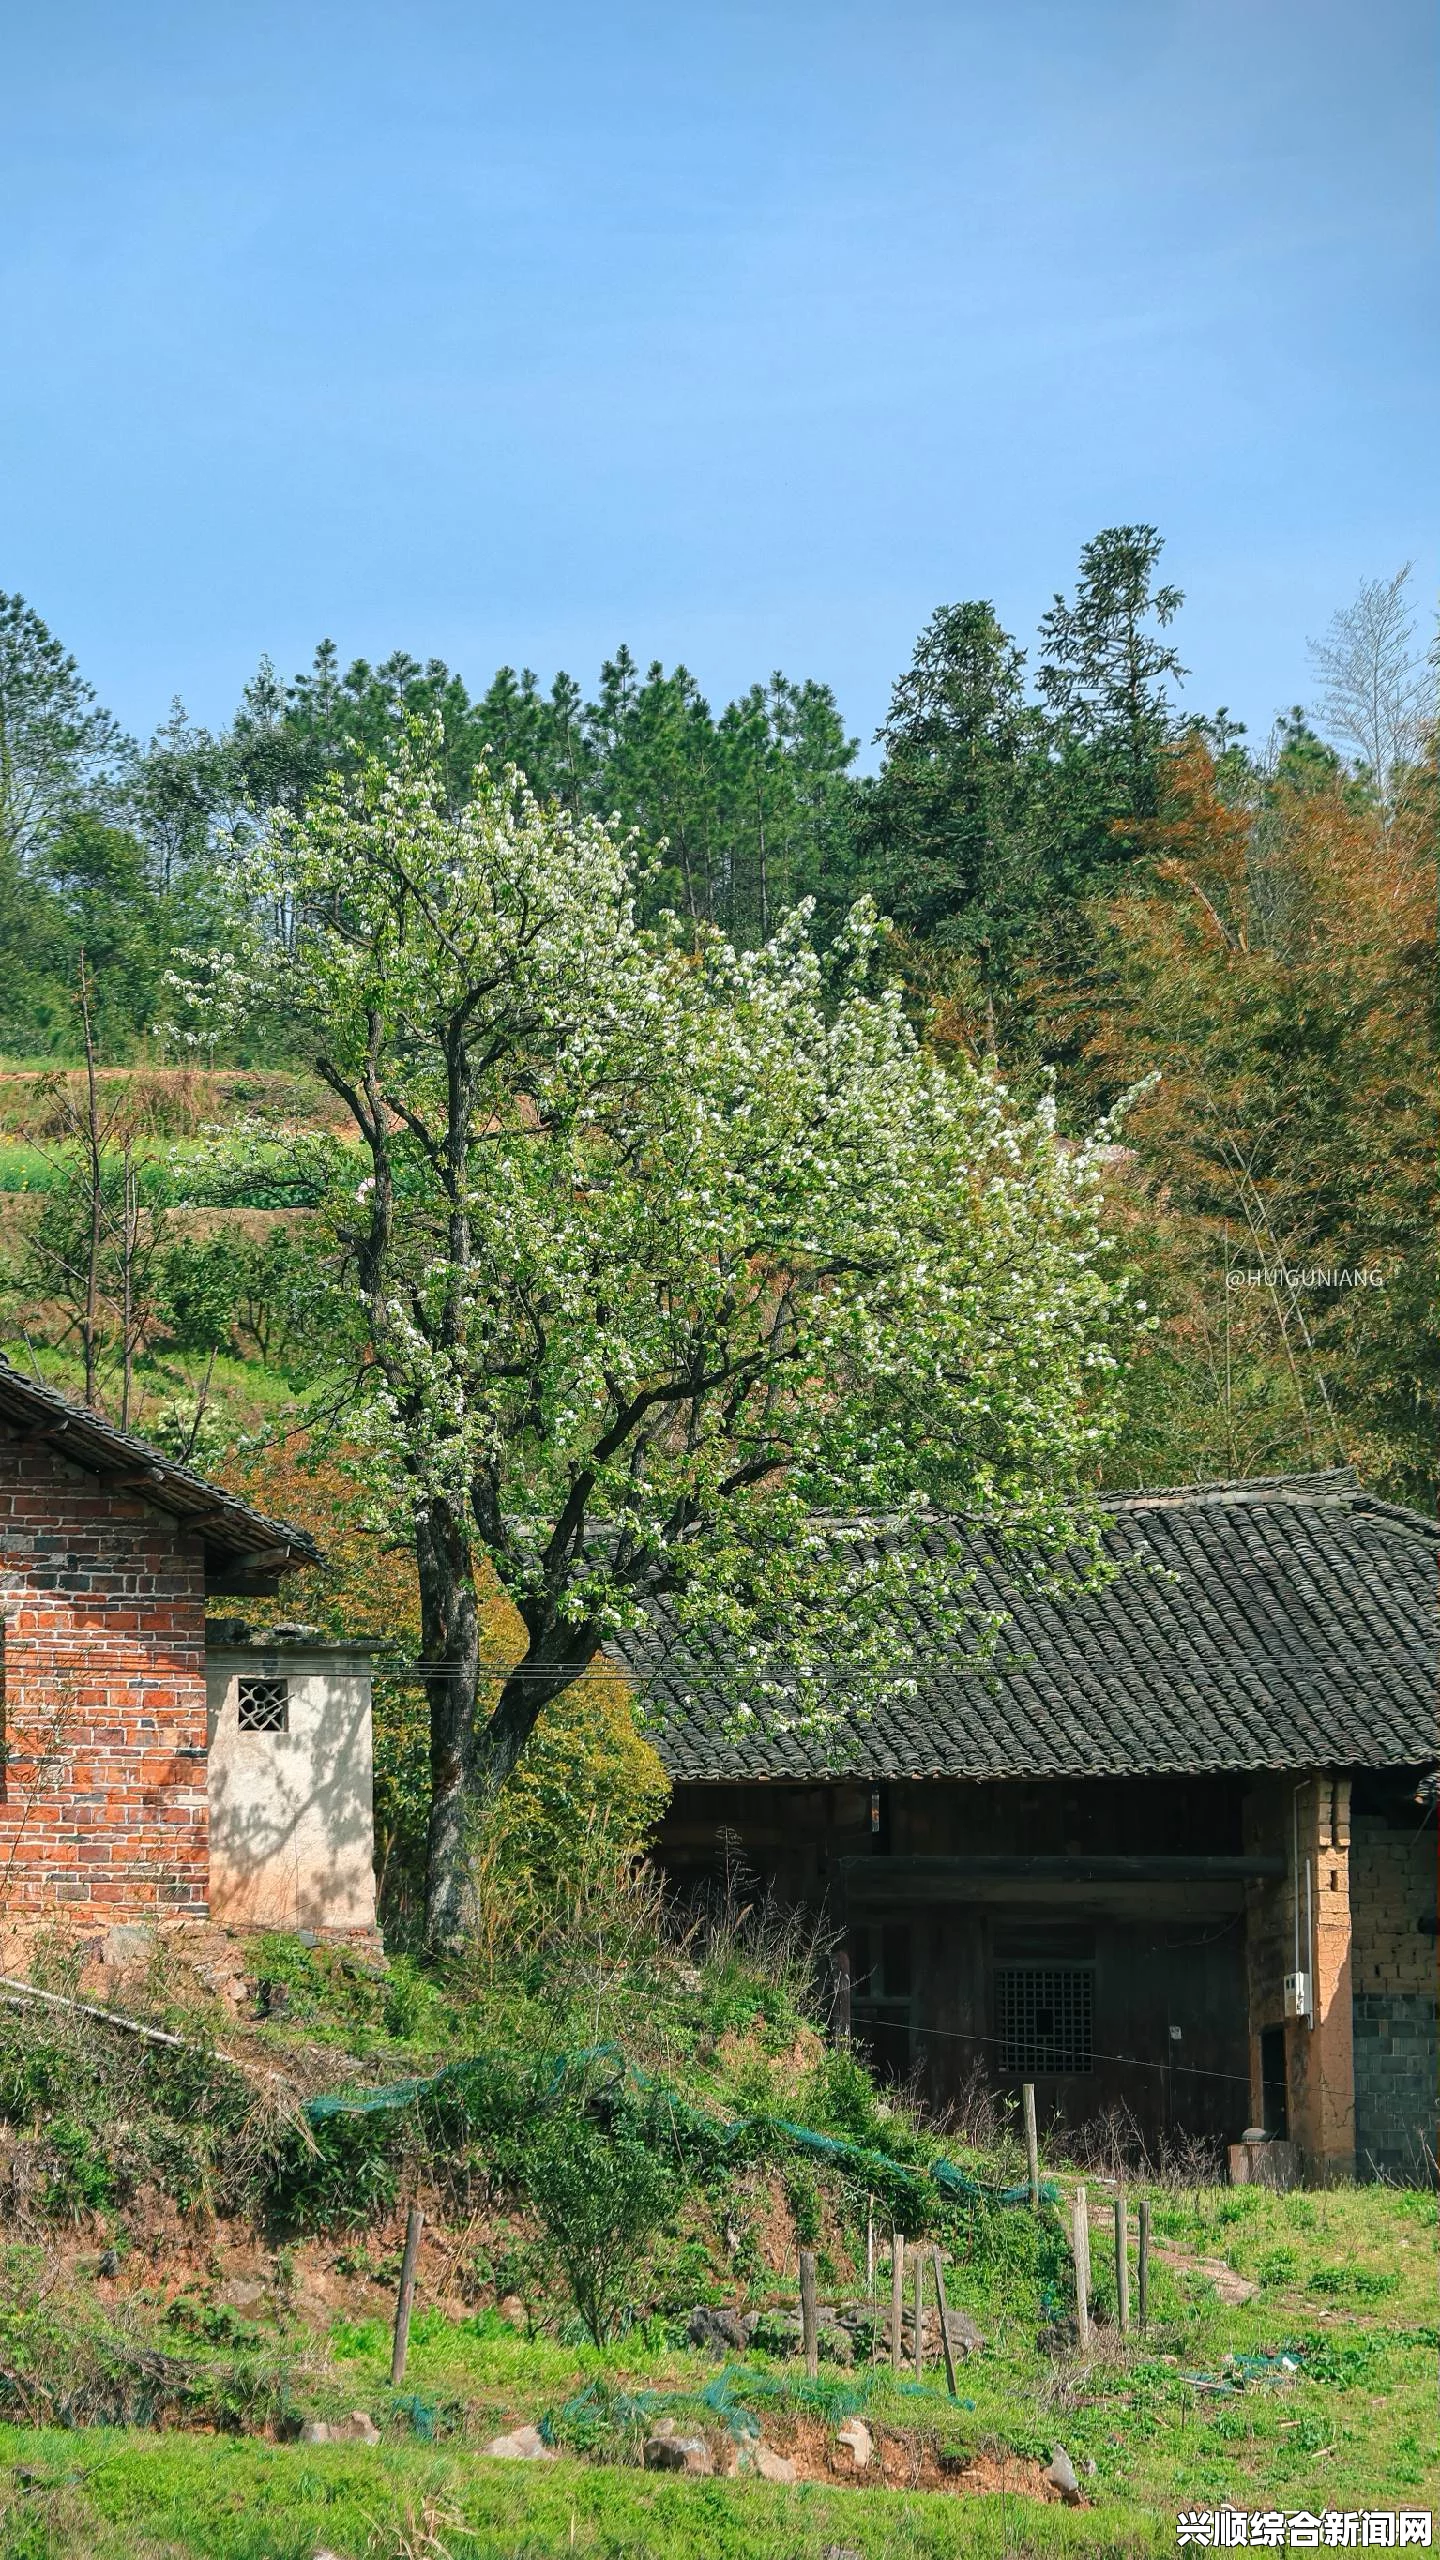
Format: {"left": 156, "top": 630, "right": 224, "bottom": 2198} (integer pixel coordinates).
{"left": 236, "top": 1676, "right": 289, "bottom": 1734}
{"left": 995, "top": 1965, "right": 1093, "bottom": 2075}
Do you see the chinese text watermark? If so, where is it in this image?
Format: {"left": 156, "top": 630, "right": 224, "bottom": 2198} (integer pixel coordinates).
{"left": 1177, "top": 2513, "right": 1432, "bottom": 2548}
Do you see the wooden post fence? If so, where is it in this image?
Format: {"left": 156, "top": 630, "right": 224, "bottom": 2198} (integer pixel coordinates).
{"left": 931, "top": 2246, "right": 959, "bottom": 2398}
{"left": 1072, "top": 2186, "right": 1091, "bottom": 2353}
{"left": 390, "top": 2202, "right": 424, "bottom": 2387}
{"left": 1022, "top": 2082, "right": 1040, "bottom": 2209}
{"left": 890, "top": 2232, "right": 905, "bottom": 2375}
{"left": 799, "top": 2247, "right": 819, "bottom": 2379}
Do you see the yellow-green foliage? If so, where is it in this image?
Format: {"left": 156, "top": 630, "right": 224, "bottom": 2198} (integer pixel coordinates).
{"left": 478, "top": 1661, "right": 671, "bottom": 1912}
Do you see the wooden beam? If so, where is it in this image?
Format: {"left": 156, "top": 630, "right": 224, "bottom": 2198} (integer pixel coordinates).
{"left": 842, "top": 1852, "right": 1285, "bottom": 1894}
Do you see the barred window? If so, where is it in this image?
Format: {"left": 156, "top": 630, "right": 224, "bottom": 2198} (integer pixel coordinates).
{"left": 237, "top": 1677, "right": 289, "bottom": 1734}
{"left": 995, "top": 1965, "right": 1093, "bottom": 2075}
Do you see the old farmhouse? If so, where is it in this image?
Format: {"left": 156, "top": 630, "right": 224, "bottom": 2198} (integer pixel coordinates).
{"left": 0, "top": 1363, "right": 377, "bottom": 1945}
{"left": 623, "top": 1473, "right": 1438, "bottom": 2186}
{"left": 1, "top": 1359, "right": 1434, "bottom": 2188}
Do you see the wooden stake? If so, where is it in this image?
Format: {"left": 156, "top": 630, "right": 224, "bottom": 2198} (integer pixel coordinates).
{"left": 1072, "top": 2186, "right": 1091, "bottom": 2353}
{"left": 913, "top": 2248, "right": 925, "bottom": 2382}
{"left": 1114, "top": 2190, "right": 1130, "bottom": 2334}
{"left": 890, "top": 2232, "right": 905, "bottom": 2375}
{"left": 930, "top": 2246, "right": 959, "bottom": 2398}
{"left": 1022, "top": 2082, "right": 1040, "bottom": 2209}
{"left": 1137, "top": 2198, "right": 1150, "bottom": 2331}
{"left": 866, "top": 2199, "right": 874, "bottom": 2292}
{"left": 389, "top": 2202, "right": 424, "bottom": 2386}
{"left": 799, "top": 2246, "right": 819, "bottom": 2380}
{"left": 832, "top": 1949, "right": 852, "bottom": 2041}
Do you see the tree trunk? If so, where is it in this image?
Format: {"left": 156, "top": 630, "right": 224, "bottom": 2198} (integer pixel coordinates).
{"left": 418, "top": 1495, "right": 484, "bottom": 1951}
{"left": 417, "top": 1494, "right": 601, "bottom": 1951}
{"left": 470, "top": 1627, "right": 600, "bottom": 1801}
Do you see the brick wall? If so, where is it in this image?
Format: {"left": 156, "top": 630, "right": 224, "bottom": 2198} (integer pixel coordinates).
{"left": 1350, "top": 1809, "right": 1437, "bottom": 2181}
{"left": 0, "top": 1425, "right": 209, "bottom": 1919}
{"left": 1242, "top": 1775, "right": 1358, "bottom": 2179}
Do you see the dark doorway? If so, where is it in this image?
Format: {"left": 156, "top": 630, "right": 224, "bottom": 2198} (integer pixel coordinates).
{"left": 851, "top": 1921, "right": 913, "bottom": 2082}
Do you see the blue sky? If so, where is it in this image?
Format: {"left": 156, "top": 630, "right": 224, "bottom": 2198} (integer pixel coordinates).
{"left": 2, "top": 0, "right": 1434, "bottom": 762}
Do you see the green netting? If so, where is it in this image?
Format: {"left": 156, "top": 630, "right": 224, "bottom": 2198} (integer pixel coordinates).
{"left": 303, "top": 2040, "right": 1058, "bottom": 2210}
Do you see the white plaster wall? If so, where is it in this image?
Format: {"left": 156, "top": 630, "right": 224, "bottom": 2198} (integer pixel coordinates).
{"left": 206, "top": 1651, "right": 376, "bottom": 1932}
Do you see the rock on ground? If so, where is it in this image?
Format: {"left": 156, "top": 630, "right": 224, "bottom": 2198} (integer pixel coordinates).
{"left": 750, "top": 2444, "right": 797, "bottom": 2483}
{"left": 297, "top": 2418, "right": 379, "bottom": 2447}
{"left": 1045, "top": 2445, "right": 1081, "bottom": 2503}
{"left": 333, "top": 2412, "right": 381, "bottom": 2445}
{"left": 482, "top": 2424, "right": 556, "bottom": 2461}
{"left": 686, "top": 2305, "right": 755, "bottom": 2353}
{"left": 644, "top": 2432, "right": 714, "bottom": 2476}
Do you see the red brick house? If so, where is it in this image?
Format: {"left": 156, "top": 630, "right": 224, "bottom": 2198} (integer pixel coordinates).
{"left": 0, "top": 1362, "right": 324, "bottom": 1927}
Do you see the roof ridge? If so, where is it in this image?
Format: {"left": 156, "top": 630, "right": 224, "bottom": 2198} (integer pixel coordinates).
{"left": 1101, "top": 1467, "right": 1360, "bottom": 1511}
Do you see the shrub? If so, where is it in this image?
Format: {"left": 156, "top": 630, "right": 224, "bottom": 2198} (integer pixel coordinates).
{"left": 263, "top": 2104, "right": 403, "bottom": 2235}
{"left": 520, "top": 2104, "right": 684, "bottom": 2345}
{"left": 42, "top": 2118, "right": 115, "bottom": 2222}
{"left": 367, "top": 1594, "right": 670, "bottom": 1947}
{"left": 801, "top": 2044, "right": 886, "bottom": 2145}
{"left": 464, "top": 1661, "right": 670, "bottom": 1963}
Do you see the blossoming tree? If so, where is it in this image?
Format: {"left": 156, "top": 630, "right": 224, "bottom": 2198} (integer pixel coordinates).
{"left": 184, "top": 727, "right": 1132, "bottom": 1945}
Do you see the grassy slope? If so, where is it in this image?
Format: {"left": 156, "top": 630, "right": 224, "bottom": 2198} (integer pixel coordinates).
{"left": 2, "top": 2181, "right": 1437, "bottom": 2560}
{"left": 0, "top": 2429, "right": 1169, "bottom": 2560}
{"left": 0, "top": 2083, "right": 1433, "bottom": 2555}
{"left": 0, "top": 1929, "right": 1435, "bottom": 2558}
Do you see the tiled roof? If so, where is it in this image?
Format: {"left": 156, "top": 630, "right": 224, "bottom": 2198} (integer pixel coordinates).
{"left": 611, "top": 1472, "right": 1438, "bottom": 1782}
{"left": 0, "top": 1359, "right": 320, "bottom": 1572}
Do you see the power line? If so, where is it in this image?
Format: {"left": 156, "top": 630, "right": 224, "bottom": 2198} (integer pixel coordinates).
{"left": 884, "top": 2009, "right": 1255, "bottom": 2091}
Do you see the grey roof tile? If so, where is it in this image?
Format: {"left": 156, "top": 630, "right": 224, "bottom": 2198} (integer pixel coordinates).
{"left": 612, "top": 1470, "right": 1438, "bottom": 1782}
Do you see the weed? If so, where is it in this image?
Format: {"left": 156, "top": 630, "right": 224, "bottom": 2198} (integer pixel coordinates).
{"left": 1307, "top": 2264, "right": 1399, "bottom": 2302}
{"left": 1255, "top": 2248, "right": 1299, "bottom": 2287}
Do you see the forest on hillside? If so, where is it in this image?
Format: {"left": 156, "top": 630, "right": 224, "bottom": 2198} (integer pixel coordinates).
{"left": 2, "top": 563, "right": 1435, "bottom": 2535}
{"left": 0, "top": 524, "right": 1435, "bottom": 1933}
{"left": 1, "top": 527, "right": 1433, "bottom": 1516}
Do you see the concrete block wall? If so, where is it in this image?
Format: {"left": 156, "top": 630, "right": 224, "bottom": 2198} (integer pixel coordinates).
{"left": 1350, "top": 1811, "right": 1437, "bottom": 2181}
{"left": 206, "top": 1640, "right": 377, "bottom": 1934}
{"left": 0, "top": 1429, "right": 209, "bottom": 1918}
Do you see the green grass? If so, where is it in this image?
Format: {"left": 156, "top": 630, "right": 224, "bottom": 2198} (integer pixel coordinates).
{"left": 2, "top": 1930, "right": 1435, "bottom": 2551}
{"left": 0, "top": 1933, "right": 1433, "bottom": 2556}
{"left": 0, "top": 1137, "right": 326, "bottom": 1209}
{"left": 1, "top": 2180, "right": 1433, "bottom": 2558}
{"left": 0, "top": 2428, "right": 1170, "bottom": 2559}
{"left": 289, "top": 2199, "right": 1436, "bottom": 2517}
